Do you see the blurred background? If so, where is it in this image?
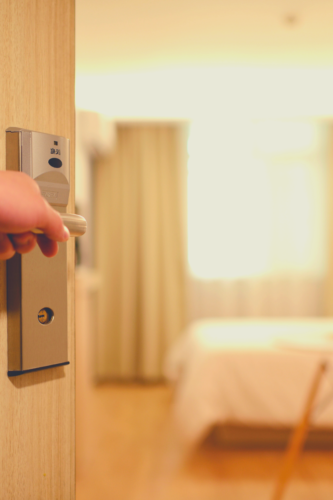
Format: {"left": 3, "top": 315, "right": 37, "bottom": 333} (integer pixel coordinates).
{"left": 75, "top": 1, "right": 333, "bottom": 499}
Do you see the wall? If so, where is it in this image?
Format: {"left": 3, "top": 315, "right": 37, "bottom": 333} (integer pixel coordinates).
{"left": 0, "top": 1, "right": 75, "bottom": 499}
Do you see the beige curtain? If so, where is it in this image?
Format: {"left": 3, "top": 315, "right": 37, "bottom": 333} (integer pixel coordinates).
{"left": 186, "top": 118, "right": 331, "bottom": 322}
{"left": 187, "top": 276, "right": 326, "bottom": 322}
{"left": 93, "top": 124, "right": 187, "bottom": 381}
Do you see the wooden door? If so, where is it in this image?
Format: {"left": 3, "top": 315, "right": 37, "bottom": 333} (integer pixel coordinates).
{"left": 0, "top": 1, "right": 75, "bottom": 499}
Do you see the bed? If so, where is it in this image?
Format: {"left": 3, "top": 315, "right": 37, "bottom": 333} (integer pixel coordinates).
{"left": 164, "top": 318, "right": 333, "bottom": 445}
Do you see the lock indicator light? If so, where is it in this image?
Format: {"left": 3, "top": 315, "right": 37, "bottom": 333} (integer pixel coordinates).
{"left": 38, "top": 307, "right": 54, "bottom": 325}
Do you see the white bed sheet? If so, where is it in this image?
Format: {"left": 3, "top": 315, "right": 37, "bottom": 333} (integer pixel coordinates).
{"left": 165, "top": 319, "right": 333, "bottom": 444}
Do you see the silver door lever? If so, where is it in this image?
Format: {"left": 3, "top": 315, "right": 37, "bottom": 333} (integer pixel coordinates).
{"left": 32, "top": 213, "right": 87, "bottom": 237}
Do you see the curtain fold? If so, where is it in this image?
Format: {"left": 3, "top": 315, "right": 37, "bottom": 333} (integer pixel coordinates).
{"left": 94, "top": 124, "right": 187, "bottom": 381}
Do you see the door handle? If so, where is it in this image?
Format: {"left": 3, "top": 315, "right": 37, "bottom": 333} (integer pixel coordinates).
{"left": 32, "top": 213, "right": 87, "bottom": 237}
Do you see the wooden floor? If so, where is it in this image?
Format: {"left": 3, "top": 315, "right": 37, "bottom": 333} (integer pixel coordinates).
{"left": 76, "top": 383, "right": 333, "bottom": 500}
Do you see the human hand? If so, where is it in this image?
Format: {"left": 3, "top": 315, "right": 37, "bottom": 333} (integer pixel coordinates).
{"left": 0, "top": 171, "right": 70, "bottom": 259}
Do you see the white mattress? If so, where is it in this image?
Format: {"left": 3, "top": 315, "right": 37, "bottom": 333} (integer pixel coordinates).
{"left": 165, "top": 319, "right": 333, "bottom": 444}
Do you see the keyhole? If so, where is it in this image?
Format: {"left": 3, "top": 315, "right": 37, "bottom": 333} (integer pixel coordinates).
{"left": 38, "top": 307, "right": 54, "bottom": 325}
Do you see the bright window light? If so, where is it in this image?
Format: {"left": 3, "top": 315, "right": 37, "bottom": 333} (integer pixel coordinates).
{"left": 187, "top": 119, "right": 328, "bottom": 280}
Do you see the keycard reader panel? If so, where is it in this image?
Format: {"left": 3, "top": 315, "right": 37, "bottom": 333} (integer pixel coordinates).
{"left": 6, "top": 128, "right": 72, "bottom": 376}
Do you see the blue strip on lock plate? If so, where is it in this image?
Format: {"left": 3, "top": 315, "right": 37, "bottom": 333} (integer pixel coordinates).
{"left": 8, "top": 361, "right": 70, "bottom": 377}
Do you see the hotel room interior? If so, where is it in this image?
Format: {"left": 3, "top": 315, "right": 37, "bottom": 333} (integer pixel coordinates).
{"left": 75, "top": 1, "right": 333, "bottom": 499}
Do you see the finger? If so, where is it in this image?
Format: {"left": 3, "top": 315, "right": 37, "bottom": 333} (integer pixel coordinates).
{"left": 36, "top": 200, "right": 70, "bottom": 243}
{"left": 36, "top": 234, "right": 59, "bottom": 258}
{"left": 0, "top": 233, "right": 15, "bottom": 260}
{"left": 10, "top": 232, "right": 37, "bottom": 254}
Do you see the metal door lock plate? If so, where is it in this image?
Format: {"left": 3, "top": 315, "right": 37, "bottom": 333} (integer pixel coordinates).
{"left": 6, "top": 128, "right": 79, "bottom": 376}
